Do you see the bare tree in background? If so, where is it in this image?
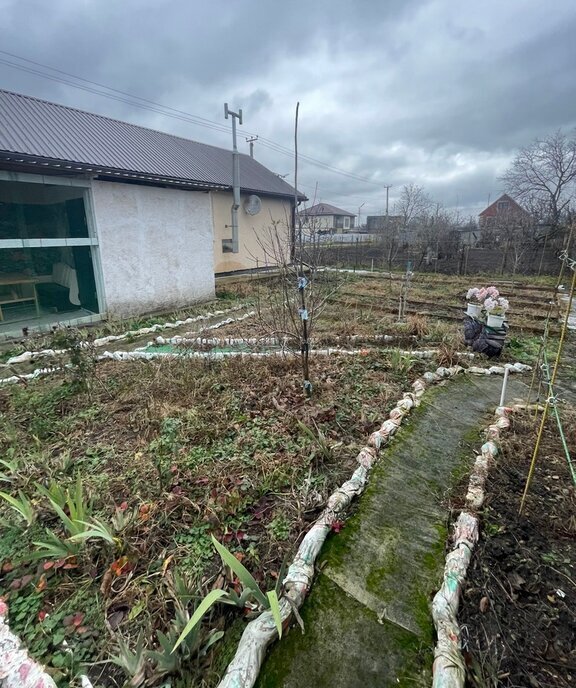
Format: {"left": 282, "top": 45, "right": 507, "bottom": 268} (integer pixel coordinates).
{"left": 413, "top": 207, "right": 461, "bottom": 268}
{"left": 395, "top": 184, "right": 434, "bottom": 230}
{"left": 377, "top": 184, "right": 434, "bottom": 272}
{"left": 501, "top": 129, "right": 576, "bottom": 232}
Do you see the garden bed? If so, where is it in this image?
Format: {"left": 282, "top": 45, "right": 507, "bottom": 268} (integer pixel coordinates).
{"left": 0, "top": 350, "right": 419, "bottom": 687}
{"left": 0, "top": 271, "right": 559, "bottom": 687}
{"left": 459, "top": 410, "right": 576, "bottom": 687}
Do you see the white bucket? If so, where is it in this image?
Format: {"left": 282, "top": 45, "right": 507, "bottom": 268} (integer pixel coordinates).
{"left": 466, "top": 303, "right": 482, "bottom": 318}
{"left": 487, "top": 313, "right": 505, "bottom": 328}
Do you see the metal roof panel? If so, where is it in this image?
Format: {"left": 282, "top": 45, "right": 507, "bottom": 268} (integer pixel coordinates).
{"left": 0, "top": 89, "right": 302, "bottom": 198}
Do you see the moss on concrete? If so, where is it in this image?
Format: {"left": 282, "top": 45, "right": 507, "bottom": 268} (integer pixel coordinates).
{"left": 255, "top": 375, "right": 529, "bottom": 688}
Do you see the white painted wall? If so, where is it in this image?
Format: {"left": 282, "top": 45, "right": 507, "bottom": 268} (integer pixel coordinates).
{"left": 90, "top": 181, "right": 214, "bottom": 316}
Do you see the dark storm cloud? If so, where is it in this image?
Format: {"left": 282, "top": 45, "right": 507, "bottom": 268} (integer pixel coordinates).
{"left": 1, "top": 0, "right": 576, "bottom": 218}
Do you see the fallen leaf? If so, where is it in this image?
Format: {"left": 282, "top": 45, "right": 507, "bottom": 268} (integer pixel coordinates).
{"left": 507, "top": 572, "right": 525, "bottom": 590}
{"left": 479, "top": 596, "right": 490, "bottom": 613}
{"left": 72, "top": 612, "right": 85, "bottom": 627}
{"left": 161, "top": 555, "right": 174, "bottom": 576}
{"left": 100, "top": 568, "right": 113, "bottom": 597}
{"left": 107, "top": 609, "right": 126, "bottom": 630}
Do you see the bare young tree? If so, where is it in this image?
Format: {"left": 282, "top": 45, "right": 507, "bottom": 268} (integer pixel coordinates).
{"left": 252, "top": 103, "right": 342, "bottom": 397}
{"left": 501, "top": 129, "right": 576, "bottom": 231}
{"left": 252, "top": 219, "right": 342, "bottom": 396}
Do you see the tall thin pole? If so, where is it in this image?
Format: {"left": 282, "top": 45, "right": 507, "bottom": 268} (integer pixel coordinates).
{"left": 519, "top": 265, "right": 576, "bottom": 513}
{"left": 294, "top": 102, "right": 311, "bottom": 397}
{"left": 385, "top": 185, "right": 392, "bottom": 219}
{"left": 358, "top": 202, "right": 365, "bottom": 229}
{"left": 224, "top": 103, "right": 242, "bottom": 253}
{"left": 246, "top": 135, "right": 258, "bottom": 158}
{"left": 294, "top": 102, "right": 300, "bottom": 254}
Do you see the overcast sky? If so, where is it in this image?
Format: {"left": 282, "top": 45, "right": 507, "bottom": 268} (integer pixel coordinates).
{"left": 1, "top": 0, "right": 576, "bottom": 221}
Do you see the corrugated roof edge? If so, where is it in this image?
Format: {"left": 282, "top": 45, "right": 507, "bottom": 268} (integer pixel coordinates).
{"left": 0, "top": 88, "right": 306, "bottom": 200}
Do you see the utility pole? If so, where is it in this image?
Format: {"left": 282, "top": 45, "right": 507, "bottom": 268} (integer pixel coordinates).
{"left": 246, "top": 135, "right": 258, "bottom": 158}
{"left": 384, "top": 185, "right": 392, "bottom": 220}
{"left": 224, "top": 103, "right": 242, "bottom": 253}
{"left": 358, "top": 202, "right": 365, "bottom": 230}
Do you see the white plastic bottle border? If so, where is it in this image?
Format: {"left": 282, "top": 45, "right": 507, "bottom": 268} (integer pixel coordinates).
{"left": 430, "top": 398, "right": 534, "bottom": 687}
{"left": 142, "top": 332, "right": 405, "bottom": 350}
{"left": 0, "top": 362, "right": 530, "bottom": 686}
{"left": 0, "top": 346, "right": 475, "bottom": 386}
{"left": 432, "top": 396, "right": 544, "bottom": 688}
{"left": 0, "top": 305, "right": 250, "bottom": 368}
{"left": 216, "top": 361, "right": 531, "bottom": 688}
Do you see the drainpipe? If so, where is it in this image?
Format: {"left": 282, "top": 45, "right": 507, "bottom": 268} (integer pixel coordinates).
{"left": 225, "top": 103, "right": 243, "bottom": 253}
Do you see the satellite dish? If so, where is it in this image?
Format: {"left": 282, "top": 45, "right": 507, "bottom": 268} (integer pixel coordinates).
{"left": 244, "top": 195, "right": 262, "bottom": 215}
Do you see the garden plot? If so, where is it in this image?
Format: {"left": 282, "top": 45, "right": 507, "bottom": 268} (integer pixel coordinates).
{"left": 0, "top": 350, "right": 418, "bottom": 687}
{"left": 0, "top": 272, "right": 558, "bottom": 380}
{"left": 0, "top": 272, "right": 559, "bottom": 687}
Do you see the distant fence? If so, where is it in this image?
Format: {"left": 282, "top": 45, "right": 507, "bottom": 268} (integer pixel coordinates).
{"left": 311, "top": 240, "right": 562, "bottom": 276}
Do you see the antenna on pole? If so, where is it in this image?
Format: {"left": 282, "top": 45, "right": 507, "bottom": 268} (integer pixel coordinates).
{"left": 246, "top": 135, "right": 258, "bottom": 158}
{"left": 224, "top": 103, "right": 243, "bottom": 253}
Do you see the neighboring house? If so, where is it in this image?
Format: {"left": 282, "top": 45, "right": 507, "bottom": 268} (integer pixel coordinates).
{"left": 457, "top": 224, "right": 480, "bottom": 247}
{"left": 365, "top": 215, "right": 402, "bottom": 232}
{"left": 0, "top": 89, "right": 301, "bottom": 333}
{"left": 478, "top": 194, "right": 530, "bottom": 230}
{"left": 299, "top": 203, "right": 356, "bottom": 234}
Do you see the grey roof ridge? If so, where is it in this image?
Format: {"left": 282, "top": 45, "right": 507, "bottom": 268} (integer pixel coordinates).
{"left": 0, "top": 87, "right": 253, "bottom": 163}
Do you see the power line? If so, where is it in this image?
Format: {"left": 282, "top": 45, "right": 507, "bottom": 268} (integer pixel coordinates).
{"left": 0, "top": 49, "right": 231, "bottom": 132}
{"left": 0, "top": 49, "right": 383, "bottom": 187}
{"left": 0, "top": 57, "right": 232, "bottom": 137}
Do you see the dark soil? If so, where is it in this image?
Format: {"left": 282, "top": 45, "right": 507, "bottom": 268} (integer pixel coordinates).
{"left": 460, "top": 410, "right": 576, "bottom": 687}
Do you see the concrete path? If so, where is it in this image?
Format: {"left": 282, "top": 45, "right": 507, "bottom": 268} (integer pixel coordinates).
{"left": 256, "top": 374, "right": 528, "bottom": 688}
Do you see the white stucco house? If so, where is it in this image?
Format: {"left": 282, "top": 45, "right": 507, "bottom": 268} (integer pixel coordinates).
{"left": 0, "top": 89, "right": 301, "bottom": 335}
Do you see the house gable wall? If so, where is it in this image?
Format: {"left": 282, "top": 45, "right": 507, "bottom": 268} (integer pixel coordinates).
{"left": 90, "top": 180, "right": 214, "bottom": 316}
{"left": 212, "top": 191, "right": 292, "bottom": 273}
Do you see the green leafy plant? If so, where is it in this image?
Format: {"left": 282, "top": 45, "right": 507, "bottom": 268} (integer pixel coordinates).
{"left": 36, "top": 479, "right": 68, "bottom": 509}
{"left": 0, "top": 489, "right": 36, "bottom": 526}
{"left": 389, "top": 348, "right": 418, "bottom": 380}
{"left": 32, "top": 476, "right": 117, "bottom": 559}
{"left": 0, "top": 458, "right": 18, "bottom": 483}
{"left": 109, "top": 631, "right": 147, "bottom": 687}
{"left": 32, "top": 528, "right": 81, "bottom": 560}
{"left": 267, "top": 514, "right": 291, "bottom": 541}
{"left": 172, "top": 589, "right": 228, "bottom": 653}
{"left": 68, "top": 517, "right": 116, "bottom": 545}
{"left": 296, "top": 419, "right": 342, "bottom": 462}
{"left": 36, "top": 474, "right": 91, "bottom": 533}
{"left": 172, "top": 536, "right": 284, "bottom": 654}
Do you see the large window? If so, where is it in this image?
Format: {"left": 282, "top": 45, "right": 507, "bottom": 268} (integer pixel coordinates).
{"left": 0, "top": 177, "right": 100, "bottom": 329}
